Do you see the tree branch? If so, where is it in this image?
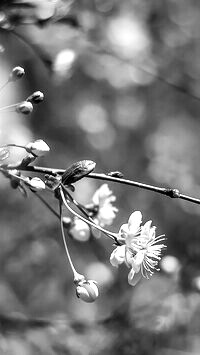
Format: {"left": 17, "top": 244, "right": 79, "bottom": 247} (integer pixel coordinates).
{"left": 2, "top": 164, "right": 200, "bottom": 206}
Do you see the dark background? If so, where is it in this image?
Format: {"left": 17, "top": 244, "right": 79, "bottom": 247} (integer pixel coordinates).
{"left": 0, "top": 0, "right": 200, "bottom": 354}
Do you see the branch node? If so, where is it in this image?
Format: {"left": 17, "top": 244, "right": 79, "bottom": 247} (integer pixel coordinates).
{"left": 164, "top": 188, "right": 180, "bottom": 198}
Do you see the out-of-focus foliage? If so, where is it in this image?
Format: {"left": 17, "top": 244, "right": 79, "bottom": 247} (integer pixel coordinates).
{"left": 1, "top": 0, "right": 200, "bottom": 354}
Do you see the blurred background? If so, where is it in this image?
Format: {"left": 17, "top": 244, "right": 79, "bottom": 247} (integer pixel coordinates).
{"left": 0, "top": 0, "right": 200, "bottom": 354}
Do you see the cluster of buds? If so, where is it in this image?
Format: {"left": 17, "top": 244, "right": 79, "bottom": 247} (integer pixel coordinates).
{"left": 0, "top": 66, "right": 44, "bottom": 115}
{"left": 0, "top": 139, "right": 50, "bottom": 196}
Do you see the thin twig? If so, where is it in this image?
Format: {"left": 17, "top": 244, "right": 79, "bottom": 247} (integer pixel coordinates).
{"left": 0, "top": 80, "right": 9, "bottom": 93}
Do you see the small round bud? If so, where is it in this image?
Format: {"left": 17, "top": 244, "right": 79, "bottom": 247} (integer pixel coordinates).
{"left": 10, "top": 66, "right": 25, "bottom": 81}
{"left": 26, "top": 139, "right": 50, "bottom": 157}
{"left": 27, "top": 91, "right": 44, "bottom": 104}
{"left": 70, "top": 218, "right": 90, "bottom": 242}
{"left": 28, "top": 177, "right": 46, "bottom": 191}
{"left": 16, "top": 101, "right": 33, "bottom": 115}
{"left": 76, "top": 280, "right": 99, "bottom": 303}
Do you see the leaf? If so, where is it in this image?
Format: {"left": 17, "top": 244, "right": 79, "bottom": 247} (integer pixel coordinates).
{"left": 62, "top": 160, "right": 96, "bottom": 185}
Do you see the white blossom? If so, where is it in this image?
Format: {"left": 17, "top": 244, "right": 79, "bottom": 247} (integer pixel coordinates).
{"left": 110, "top": 211, "right": 166, "bottom": 286}
{"left": 70, "top": 218, "right": 90, "bottom": 242}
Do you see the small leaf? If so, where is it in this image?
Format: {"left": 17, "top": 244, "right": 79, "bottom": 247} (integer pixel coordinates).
{"left": 62, "top": 160, "right": 96, "bottom": 185}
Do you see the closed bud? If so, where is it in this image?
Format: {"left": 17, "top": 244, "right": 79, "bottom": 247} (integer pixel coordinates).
{"left": 76, "top": 280, "right": 99, "bottom": 303}
{"left": 27, "top": 91, "right": 44, "bottom": 104}
{"left": 16, "top": 101, "right": 33, "bottom": 115}
{"left": 62, "top": 160, "right": 96, "bottom": 186}
{"left": 26, "top": 139, "right": 50, "bottom": 157}
{"left": 28, "top": 177, "right": 46, "bottom": 191}
{"left": 10, "top": 66, "right": 25, "bottom": 81}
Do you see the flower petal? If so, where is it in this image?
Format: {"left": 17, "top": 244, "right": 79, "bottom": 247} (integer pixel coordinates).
{"left": 128, "top": 211, "right": 142, "bottom": 234}
{"left": 128, "top": 268, "right": 142, "bottom": 286}
{"left": 140, "top": 220, "right": 152, "bottom": 237}
{"left": 98, "top": 204, "right": 117, "bottom": 226}
{"left": 92, "top": 184, "right": 113, "bottom": 206}
{"left": 110, "top": 245, "right": 126, "bottom": 267}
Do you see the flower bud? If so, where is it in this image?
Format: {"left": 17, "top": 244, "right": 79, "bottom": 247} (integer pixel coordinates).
{"left": 27, "top": 91, "right": 44, "bottom": 104}
{"left": 28, "top": 177, "right": 46, "bottom": 191}
{"left": 16, "top": 101, "right": 33, "bottom": 115}
{"left": 76, "top": 280, "right": 99, "bottom": 303}
{"left": 10, "top": 66, "right": 25, "bottom": 81}
{"left": 70, "top": 218, "right": 90, "bottom": 242}
{"left": 26, "top": 139, "right": 50, "bottom": 157}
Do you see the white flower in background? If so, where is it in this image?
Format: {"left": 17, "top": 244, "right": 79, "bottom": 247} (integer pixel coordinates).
{"left": 53, "top": 49, "right": 76, "bottom": 79}
{"left": 160, "top": 255, "right": 180, "bottom": 275}
{"left": 26, "top": 139, "right": 50, "bottom": 157}
{"left": 70, "top": 218, "right": 90, "bottom": 242}
{"left": 110, "top": 211, "right": 166, "bottom": 286}
{"left": 92, "top": 184, "right": 118, "bottom": 226}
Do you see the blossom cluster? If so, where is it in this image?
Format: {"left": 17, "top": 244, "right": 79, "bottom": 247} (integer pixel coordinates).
{"left": 0, "top": 135, "right": 166, "bottom": 301}
{"left": 0, "top": 66, "right": 167, "bottom": 303}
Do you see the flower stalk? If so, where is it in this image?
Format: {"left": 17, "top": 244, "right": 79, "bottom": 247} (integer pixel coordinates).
{"left": 59, "top": 202, "right": 84, "bottom": 283}
{"left": 59, "top": 186, "right": 118, "bottom": 242}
